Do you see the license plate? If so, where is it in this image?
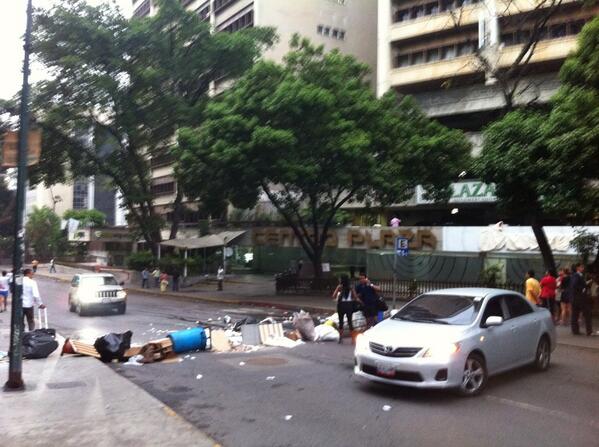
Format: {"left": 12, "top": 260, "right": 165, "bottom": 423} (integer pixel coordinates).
{"left": 375, "top": 361, "right": 396, "bottom": 378}
{"left": 102, "top": 297, "right": 112, "bottom": 303}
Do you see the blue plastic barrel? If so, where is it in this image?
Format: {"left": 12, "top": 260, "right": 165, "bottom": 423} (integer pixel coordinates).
{"left": 168, "top": 327, "right": 207, "bottom": 353}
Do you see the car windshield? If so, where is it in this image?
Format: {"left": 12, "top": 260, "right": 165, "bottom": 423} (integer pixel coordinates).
{"left": 81, "top": 276, "right": 118, "bottom": 287}
{"left": 393, "top": 294, "right": 481, "bottom": 325}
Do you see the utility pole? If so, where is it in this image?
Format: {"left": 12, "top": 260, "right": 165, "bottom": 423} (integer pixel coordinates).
{"left": 5, "top": 0, "right": 33, "bottom": 391}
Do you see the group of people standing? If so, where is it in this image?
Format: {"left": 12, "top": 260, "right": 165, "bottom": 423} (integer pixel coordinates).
{"left": 525, "top": 263, "right": 595, "bottom": 336}
{"left": 331, "top": 273, "right": 382, "bottom": 343}
{"left": 141, "top": 267, "right": 180, "bottom": 292}
{"left": 0, "top": 267, "right": 46, "bottom": 330}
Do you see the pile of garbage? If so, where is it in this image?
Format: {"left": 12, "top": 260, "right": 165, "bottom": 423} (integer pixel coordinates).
{"left": 58, "top": 309, "right": 374, "bottom": 365}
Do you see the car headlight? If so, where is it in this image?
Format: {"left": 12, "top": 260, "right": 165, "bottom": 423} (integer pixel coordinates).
{"left": 354, "top": 333, "right": 369, "bottom": 353}
{"left": 117, "top": 290, "right": 127, "bottom": 299}
{"left": 423, "top": 342, "right": 460, "bottom": 358}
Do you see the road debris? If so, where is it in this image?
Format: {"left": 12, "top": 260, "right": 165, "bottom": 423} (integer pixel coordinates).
{"left": 284, "top": 415, "right": 293, "bottom": 421}
{"left": 196, "top": 374, "right": 203, "bottom": 380}
{"left": 382, "top": 405, "right": 392, "bottom": 412}
{"left": 266, "top": 376, "right": 276, "bottom": 381}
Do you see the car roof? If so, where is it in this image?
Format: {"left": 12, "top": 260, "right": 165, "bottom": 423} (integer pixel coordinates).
{"left": 424, "top": 288, "right": 521, "bottom": 299}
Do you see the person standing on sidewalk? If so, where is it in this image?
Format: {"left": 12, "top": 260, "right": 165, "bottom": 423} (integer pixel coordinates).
{"left": 172, "top": 271, "right": 180, "bottom": 292}
{"left": 332, "top": 275, "right": 362, "bottom": 343}
{"left": 539, "top": 270, "right": 557, "bottom": 321}
{"left": 32, "top": 259, "right": 39, "bottom": 273}
{"left": 217, "top": 266, "right": 224, "bottom": 291}
{"left": 141, "top": 268, "right": 150, "bottom": 289}
{"left": 0, "top": 270, "right": 9, "bottom": 312}
{"left": 152, "top": 267, "right": 161, "bottom": 288}
{"left": 49, "top": 258, "right": 57, "bottom": 273}
{"left": 355, "top": 273, "right": 380, "bottom": 329}
{"left": 524, "top": 270, "right": 541, "bottom": 306}
{"left": 22, "top": 268, "right": 46, "bottom": 331}
{"left": 570, "top": 263, "right": 593, "bottom": 336}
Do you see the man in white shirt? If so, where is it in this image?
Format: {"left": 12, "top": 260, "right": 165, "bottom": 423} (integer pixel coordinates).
{"left": 22, "top": 268, "right": 46, "bottom": 331}
{"left": 0, "top": 270, "right": 9, "bottom": 312}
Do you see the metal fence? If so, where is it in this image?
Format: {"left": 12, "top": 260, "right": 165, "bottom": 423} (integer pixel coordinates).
{"left": 275, "top": 273, "right": 522, "bottom": 299}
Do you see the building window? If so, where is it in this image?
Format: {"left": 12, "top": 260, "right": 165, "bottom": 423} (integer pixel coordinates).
{"left": 196, "top": 1, "right": 210, "bottom": 21}
{"left": 151, "top": 177, "right": 176, "bottom": 197}
{"left": 457, "top": 41, "right": 475, "bottom": 56}
{"left": 426, "top": 48, "right": 440, "bottom": 62}
{"left": 396, "top": 54, "right": 410, "bottom": 67}
{"left": 73, "top": 179, "right": 89, "bottom": 210}
{"left": 395, "top": 9, "right": 410, "bottom": 22}
{"left": 549, "top": 23, "right": 567, "bottom": 38}
{"left": 569, "top": 19, "right": 585, "bottom": 35}
{"left": 338, "top": 30, "right": 346, "bottom": 40}
{"left": 221, "top": 10, "right": 254, "bottom": 32}
{"left": 317, "top": 25, "right": 346, "bottom": 40}
{"left": 317, "top": 25, "right": 324, "bottom": 34}
{"left": 214, "top": 0, "right": 241, "bottom": 14}
{"left": 133, "top": 0, "right": 150, "bottom": 18}
{"left": 441, "top": 45, "right": 456, "bottom": 59}
{"left": 411, "top": 51, "right": 424, "bottom": 64}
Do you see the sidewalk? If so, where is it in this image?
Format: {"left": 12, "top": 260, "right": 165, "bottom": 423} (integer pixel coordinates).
{"left": 0, "top": 326, "right": 217, "bottom": 447}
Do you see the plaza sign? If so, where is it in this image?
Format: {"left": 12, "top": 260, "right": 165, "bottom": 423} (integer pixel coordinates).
{"left": 416, "top": 181, "right": 496, "bottom": 205}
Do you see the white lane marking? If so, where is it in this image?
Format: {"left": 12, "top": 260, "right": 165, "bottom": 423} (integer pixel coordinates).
{"left": 486, "top": 395, "right": 599, "bottom": 430}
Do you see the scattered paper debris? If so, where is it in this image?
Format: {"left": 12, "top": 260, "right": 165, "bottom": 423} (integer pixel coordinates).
{"left": 191, "top": 356, "right": 196, "bottom": 360}
{"left": 284, "top": 415, "right": 293, "bottom": 421}
{"left": 239, "top": 361, "right": 246, "bottom": 366}
{"left": 266, "top": 376, "right": 276, "bottom": 381}
{"left": 382, "top": 405, "right": 392, "bottom": 412}
{"left": 178, "top": 358, "right": 184, "bottom": 363}
{"left": 196, "top": 374, "right": 203, "bottom": 380}
{"left": 184, "top": 354, "right": 190, "bottom": 359}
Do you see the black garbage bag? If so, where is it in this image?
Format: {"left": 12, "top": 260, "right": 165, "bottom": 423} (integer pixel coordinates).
{"left": 22, "top": 329, "right": 59, "bottom": 359}
{"left": 94, "top": 331, "right": 133, "bottom": 363}
{"left": 232, "top": 316, "right": 258, "bottom": 332}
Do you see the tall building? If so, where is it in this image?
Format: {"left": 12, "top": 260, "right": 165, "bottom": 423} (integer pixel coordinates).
{"left": 131, "top": 0, "right": 378, "bottom": 237}
{"left": 372, "top": 0, "right": 597, "bottom": 225}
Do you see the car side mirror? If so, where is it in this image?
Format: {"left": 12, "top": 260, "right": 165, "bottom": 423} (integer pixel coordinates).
{"left": 485, "top": 316, "right": 503, "bottom": 327}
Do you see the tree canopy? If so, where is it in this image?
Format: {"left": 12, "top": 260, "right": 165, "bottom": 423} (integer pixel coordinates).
{"left": 63, "top": 209, "right": 106, "bottom": 228}
{"left": 25, "top": 206, "right": 64, "bottom": 260}
{"left": 176, "top": 37, "right": 470, "bottom": 275}
{"left": 22, "top": 0, "right": 275, "bottom": 253}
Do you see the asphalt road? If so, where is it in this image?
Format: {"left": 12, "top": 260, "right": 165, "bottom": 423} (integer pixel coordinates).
{"left": 27, "top": 277, "right": 599, "bottom": 447}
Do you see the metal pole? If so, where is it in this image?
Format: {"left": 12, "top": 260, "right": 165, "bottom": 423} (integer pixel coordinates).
{"left": 5, "top": 0, "right": 33, "bottom": 391}
{"left": 392, "top": 253, "right": 397, "bottom": 310}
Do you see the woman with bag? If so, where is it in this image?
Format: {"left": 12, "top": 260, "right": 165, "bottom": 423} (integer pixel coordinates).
{"left": 332, "top": 275, "right": 362, "bottom": 344}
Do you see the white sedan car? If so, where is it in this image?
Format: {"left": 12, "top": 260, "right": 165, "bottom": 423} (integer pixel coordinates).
{"left": 354, "top": 288, "right": 556, "bottom": 396}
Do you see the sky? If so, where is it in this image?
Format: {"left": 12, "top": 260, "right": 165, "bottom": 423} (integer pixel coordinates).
{"left": 0, "top": 0, "right": 131, "bottom": 100}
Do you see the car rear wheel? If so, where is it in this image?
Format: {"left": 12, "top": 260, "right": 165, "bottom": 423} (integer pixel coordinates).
{"left": 68, "top": 297, "right": 75, "bottom": 312}
{"left": 458, "top": 354, "right": 487, "bottom": 397}
{"left": 533, "top": 336, "right": 551, "bottom": 371}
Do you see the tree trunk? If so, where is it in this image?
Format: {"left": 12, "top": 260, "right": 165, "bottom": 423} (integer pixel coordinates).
{"left": 168, "top": 189, "right": 184, "bottom": 240}
{"left": 531, "top": 220, "right": 556, "bottom": 273}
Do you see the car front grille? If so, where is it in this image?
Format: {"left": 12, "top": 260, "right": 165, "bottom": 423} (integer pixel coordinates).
{"left": 361, "top": 364, "right": 423, "bottom": 382}
{"left": 96, "top": 290, "right": 118, "bottom": 298}
{"left": 369, "top": 342, "right": 422, "bottom": 358}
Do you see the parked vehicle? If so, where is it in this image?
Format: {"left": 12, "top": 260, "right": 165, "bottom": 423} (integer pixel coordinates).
{"left": 354, "top": 288, "right": 556, "bottom": 396}
{"left": 68, "top": 273, "right": 127, "bottom": 316}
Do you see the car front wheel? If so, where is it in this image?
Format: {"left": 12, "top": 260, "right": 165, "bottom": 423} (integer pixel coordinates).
{"left": 533, "top": 336, "right": 551, "bottom": 371}
{"left": 76, "top": 302, "right": 87, "bottom": 317}
{"left": 458, "top": 354, "right": 488, "bottom": 397}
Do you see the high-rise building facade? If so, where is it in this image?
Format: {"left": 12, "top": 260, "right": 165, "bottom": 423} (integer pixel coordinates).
{"left": 131, "top": 0, "right": 378, "bottom": 236}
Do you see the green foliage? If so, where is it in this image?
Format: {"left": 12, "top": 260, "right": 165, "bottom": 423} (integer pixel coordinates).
{"left": 23, "top": 0, "right": 275, "bottom": 249}
{"left": 480, "top": 264, "right": 503, "bottom": 288}
{"left": 176, "top": 36, "right": 470, "bottom": 274}
{"left": 159, "top": 256, "right": 198, "bottom": 276}
{"left": 0, "top": 177, "right": 15, "bottom": 237}
{"left": 25, "top": 206, "right": 65, "bottom": 260}
{"left": 63, "top": 209, "right": 106, "bottom": 227}
{"left": 125, "top": 251, "right": 155, "bottom": 271}
{"left": 570, "top": 229, "right": 599, "bottom": 266}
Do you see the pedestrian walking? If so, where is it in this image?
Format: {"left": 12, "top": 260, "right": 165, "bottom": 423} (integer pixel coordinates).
{"left": 355, "top": 273, "right": 380, "bottom": 329}
{"left": 524, "top": 270, "right": 541, "bottom": 306}
{"left": 390, "top": 215, "right": 401, "bottom": 227}
{"left": 22, "top": 268, "right": 46, "bottom": 331}
{"left": 160, "top": 272, "right": 169, "bottom": 292}
{"left": 49, "top": 258, "right": 57, "bottom": 273}
{"left": 152, "top": 267, "right": 161, "bottom": 288}
{"left": 217, "top": 266, "right": 224, "bottom": 291}
{"left": 539, "top": 270, "right": 557, "bottom": 320}
{"left": 570, "top": 263, "right": 593, "bottom": 336}
{"left": 0, "top": 270, "right": 9, "bottom": 312}
{"left": 31, "top": 259, "right": 39, "bottom": 273}
{"left": 141, "top": 268, "right": 150, "bottom": 289}
{"left": 332, "top": 275, "right": 362, "bottom": 343}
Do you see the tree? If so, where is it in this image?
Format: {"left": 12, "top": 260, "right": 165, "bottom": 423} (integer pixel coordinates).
{"left": 0, "top": 176, "right": 15, "bottom": 256}
{"left": 473, "top": 110, "right": 557, "bottom": 272}
{"left": 22, "top": 0, "right": 275, "bottom": 254}
{"left": 25, "top": 206, "right": 64, "bottom": 260}
{"left": 176, "top": 37, "right": 471, "bottom": 277}
{"left": 570, "top": 229, "right": 599, "bottom": 268}
{"left": 63, "top": 209, "right": 106, "bottom": 228}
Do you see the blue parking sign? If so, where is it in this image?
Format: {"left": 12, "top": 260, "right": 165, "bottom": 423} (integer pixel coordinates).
{"left": 395, "top": 237, "right": 409, "bottom": 256}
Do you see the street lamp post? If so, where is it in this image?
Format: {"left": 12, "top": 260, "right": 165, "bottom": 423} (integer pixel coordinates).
{"left": 5, "top": 0, "right": 33, "bottom": 391}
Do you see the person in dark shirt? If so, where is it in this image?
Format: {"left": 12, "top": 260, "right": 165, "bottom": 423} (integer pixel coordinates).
{"left": 355, "top": 273, "right": 381, "bottom": 328}
{"left": 570, "top": 263, "right": 593, "bottom": 336}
